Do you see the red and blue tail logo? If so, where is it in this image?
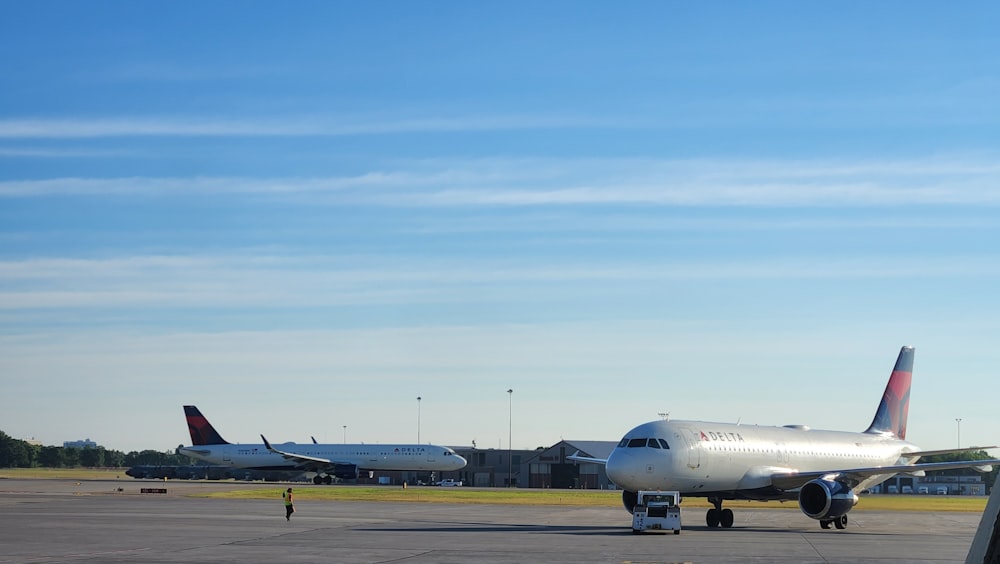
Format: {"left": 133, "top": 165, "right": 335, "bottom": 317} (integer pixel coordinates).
{"left": 865, "top": 346, "right": 914, "bottom": 439}
{"left": 184, "top": 405, "right": 230, "bottom": 445}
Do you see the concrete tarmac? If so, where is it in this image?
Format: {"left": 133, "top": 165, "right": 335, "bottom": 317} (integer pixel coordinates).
{"left": 0, "top": 479, "right": 981, "bottom": 563}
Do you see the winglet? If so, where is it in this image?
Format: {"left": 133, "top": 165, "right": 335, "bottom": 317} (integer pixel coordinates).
{"left": 864, "top": 346, "right": 914, "bottom": 438}
{"left": 261, "top": 434, "right": 275, "bottom": 451}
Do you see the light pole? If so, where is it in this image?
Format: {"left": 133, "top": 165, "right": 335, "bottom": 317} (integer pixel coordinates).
{"left": 955, "top": 418, "right": 963, "bottom": 496}
{"left": 507, "top": 388, "right": 513, "bottom": 487}
{"left": 417, "top": 396, "right": 422, "bottom": 444}
{"left": 343, "top": 425, "right": 347, "bottom": 444}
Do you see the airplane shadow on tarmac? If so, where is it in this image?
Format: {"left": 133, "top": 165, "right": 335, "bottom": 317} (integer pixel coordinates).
{"left": 360, "top": 522, "right": 625, "bottom": 536}
{"left": 358, "top": 521, "right": 900, "bottom": 537}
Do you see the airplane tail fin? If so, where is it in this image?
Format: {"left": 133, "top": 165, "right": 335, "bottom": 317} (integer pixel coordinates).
{"left": 864, "top": 346, "right": 914, "bottom": 439}
{"left": 184, "top": 405, "right": 230, "bottom": 445}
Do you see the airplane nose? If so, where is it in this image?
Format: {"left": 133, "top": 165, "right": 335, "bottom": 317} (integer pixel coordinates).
{"left": 605, "top": 449, "right": 635, "bottom": 489}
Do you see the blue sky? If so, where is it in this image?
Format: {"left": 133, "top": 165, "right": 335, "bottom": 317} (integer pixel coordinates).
{"left": 2, "top": 2, "right": 999, "bottom": 454}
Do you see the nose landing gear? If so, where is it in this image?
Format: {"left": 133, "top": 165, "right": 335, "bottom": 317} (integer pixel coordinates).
{"left": 706, "top": 497, "right": 734, "bottom": 528}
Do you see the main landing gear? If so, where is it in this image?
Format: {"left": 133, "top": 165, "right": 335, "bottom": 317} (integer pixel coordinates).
{"left": 312, "top": 474, "right": 334, "bottom": 485}
{"left": 819, "top": 515, "right": 848, "bottom": 530}
{"left": 705, "top": 497, "right": 734, "bottom": 528}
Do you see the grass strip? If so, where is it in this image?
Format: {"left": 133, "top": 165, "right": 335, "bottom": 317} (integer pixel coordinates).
{"left": 0, "top": 468, "right": 129, "bottom": 480}
{"left": 199, "top": 486, "right": 989, "bottom": 512}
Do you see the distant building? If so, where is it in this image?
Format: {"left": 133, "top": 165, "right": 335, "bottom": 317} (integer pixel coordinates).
{"left": 451, "top": 446, "right": 538, "bottom": 487}
{"left": 441, "top": 440, "right": 617, "bottom": 489}
{"left": 872, "top": 472, "right": 989, "bottom": 496}
{"left": 525, "top": 440, "right": 618, "bottom": 489}
{"left": 63, "top": 438, "right": 98, "bottom": 449}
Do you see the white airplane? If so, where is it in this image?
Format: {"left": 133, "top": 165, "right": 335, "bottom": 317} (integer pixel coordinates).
{"left": 571, "top": 346, "right": 999, "bottom": 530}
{"left": 177, "top": 406, "right": 467, "bottom": 484}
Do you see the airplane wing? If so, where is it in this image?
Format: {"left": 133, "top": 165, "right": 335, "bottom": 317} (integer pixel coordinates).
{"left": 898, "top": 446, "right": 997, "bottom": 459}
{"left": 261, "top": 434, "right": 353, "bottom": 473}
{"left": 567, "top": 450, "right": 608, "bottom": 465}
{"left": 769, "top": 459, "right": 1000, "bottom": 491}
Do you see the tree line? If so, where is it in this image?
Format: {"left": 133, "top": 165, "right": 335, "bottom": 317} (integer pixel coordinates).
{"left": 0, "top": 430, "right": 193, "bottom": 468}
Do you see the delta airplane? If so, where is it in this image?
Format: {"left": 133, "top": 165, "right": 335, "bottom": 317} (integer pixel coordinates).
{"left": 176, "top": 406, "right": 467, "bottom": 484}
{"left": 571, "top": 346, "right": 999, "bottom": 530}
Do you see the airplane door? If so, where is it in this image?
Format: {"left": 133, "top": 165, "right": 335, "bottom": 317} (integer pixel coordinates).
{"left": 427, "top": 451, "right": 436, "bottom": 463}
{"left": 678, "top": 429, "right": 701, "bottom": 469}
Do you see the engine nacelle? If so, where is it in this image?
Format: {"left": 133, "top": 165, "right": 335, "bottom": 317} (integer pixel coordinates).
{"left": 622, "top": 490, "right": 638, "bottom": 513}
{"left": 798, "top": 479, "right": 859, "bottom": 520}
{"left": 332, "top": 463, "right": 359, "bottom": 480}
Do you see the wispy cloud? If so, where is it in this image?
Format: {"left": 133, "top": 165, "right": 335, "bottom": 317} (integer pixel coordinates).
{"left": 3, "top": 155, "right": 1000, "bottom": 206}
{"left": 92, "top": 62, "right": 288, "bottom": 82}
{"left": 0, "top": 146, "right": 134, "bottom": 158}
{"left": 0, "top": 115, "right": 620, "bottom": 139}
{"left": 2, "top": 253, "right": 998, "bottom": 310}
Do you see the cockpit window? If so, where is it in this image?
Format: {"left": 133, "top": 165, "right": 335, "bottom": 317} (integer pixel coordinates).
{"left": 658, "top": 439, "right": 670, "bottom": 450}
{"left": 627, "top": 438, "right": 647, "bottom": 448}
{"left": 647, "top": 438, "right": 660, "bottom": 449}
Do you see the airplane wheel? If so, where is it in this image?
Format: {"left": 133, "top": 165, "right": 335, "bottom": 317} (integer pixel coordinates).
{"left": 706, "top": 508, "right": 720, "bottom": 527}
{"left": 313, "top": 476, "right": 323, "bottom": 485}
{"left": 720, "top": 508, "right": 734, "bottom": 528}
{"left": 820, "top": 520, "right": 831, "bottom": 529}
{"left": 323, "top": 475, "right": 333, "bottom": 485}
{"left": 834, "top": 515, "right": 847, "bottom": 529}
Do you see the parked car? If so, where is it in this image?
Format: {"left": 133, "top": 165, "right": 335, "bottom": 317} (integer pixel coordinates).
{"left": 437, "top": 479, "right": 463, "bottom": 487}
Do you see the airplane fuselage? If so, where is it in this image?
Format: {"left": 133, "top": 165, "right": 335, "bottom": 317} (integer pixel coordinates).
{"left": 179, "top": 442, "right": 466, "bottom": 473}
{"left": 606, "top": 419, "right": 917, "bottom": 499}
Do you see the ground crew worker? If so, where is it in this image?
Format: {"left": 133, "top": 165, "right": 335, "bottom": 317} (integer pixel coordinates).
{"left": 282, "top": 487, "right": 294, "bottom": 521}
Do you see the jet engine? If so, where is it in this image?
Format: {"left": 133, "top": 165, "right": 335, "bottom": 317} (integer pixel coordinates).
{"left": 798, "top": 478, "right": 858, "bottom": 520}
{"left": 333, "top": 463, "right": 359, "bottom": 480}
{"left": 622, "top": 490, "right": 638, "bottom": 513}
